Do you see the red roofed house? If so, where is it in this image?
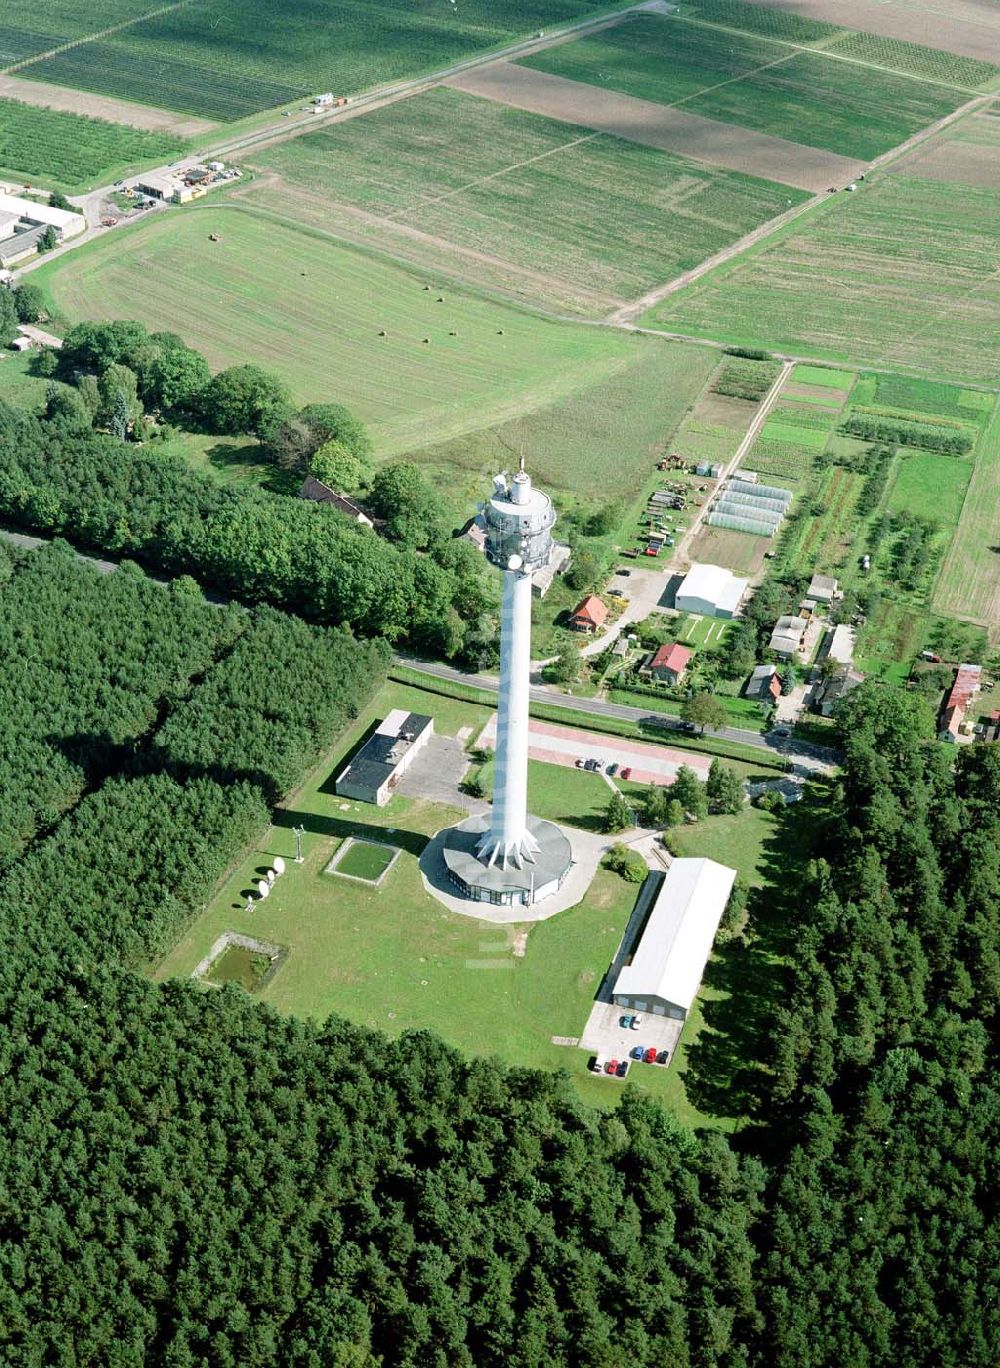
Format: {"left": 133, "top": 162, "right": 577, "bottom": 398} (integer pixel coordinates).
{"left": 568, "top": 595, "right": 607, "bottom": 634}
{"left": 938, "top": 662, "right": 982, "bottom": 742}
{"left": 640, "top": 642, "right": 693, "bottom": 687}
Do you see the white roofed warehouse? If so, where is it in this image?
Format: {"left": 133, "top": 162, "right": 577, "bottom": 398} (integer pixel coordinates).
{"left": 675, "top": 563, "right": 748, "bottom": 619}
{"left": 612, "top": 857, "right": 737, "bottom": 1019}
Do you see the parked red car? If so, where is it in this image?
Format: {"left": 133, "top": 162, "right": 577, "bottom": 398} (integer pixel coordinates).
{"left": 644, "top": 1047, "right": 658, "bottom": 1064}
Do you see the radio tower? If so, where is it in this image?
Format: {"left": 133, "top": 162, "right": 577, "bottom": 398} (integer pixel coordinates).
{"left": 436, "top": 461, "right": 573, "bottom": 909}
{"left": 476, "top": 459, "right": 555, "bottom": 868}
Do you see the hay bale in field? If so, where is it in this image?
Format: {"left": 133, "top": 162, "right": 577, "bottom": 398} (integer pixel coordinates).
{"left": 378, "top": 329, "right": 387, "bottom": 337}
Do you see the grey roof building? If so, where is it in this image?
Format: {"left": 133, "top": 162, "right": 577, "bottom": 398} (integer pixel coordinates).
{"left": 335, "top": 710, "right": 433, "bottom": 806}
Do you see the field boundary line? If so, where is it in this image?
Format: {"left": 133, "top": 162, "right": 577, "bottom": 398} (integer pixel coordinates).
{"left": 381, "top": 129, "right": 604, "bottom": 219}
{"left": 607, "top": 94, "right": 991, "bottom": 325}
{"left": 668, "top": 13, "right": 994, "bottom": 97}
{"left": 1, "top": 1, "right": 195, "bottom": 77}
{"left": 931, "top": 392, "right": 1000, "bottom": 630}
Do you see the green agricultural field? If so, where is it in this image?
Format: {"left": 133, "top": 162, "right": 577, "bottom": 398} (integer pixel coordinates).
{"left": 685, "top": 0, "right": 839, "bottom": 43}
{"left": 759, "top": 420, "right": 828, "bottom": 449}
{"left": 405, "top": 332, "right": 716, "bottom": 503}
{"left": 790, "top": 365, "right": 855, "bottom": 389}
{"left": 824, "top": 30, "right": 1000, "bottom": 91}
{"left": 0, "top": 0, "right": 157, "bottom": 45}
{"left": 35, "top": 205, "right": 660, "bottom": 457}
{"left": 653, "top": 173, "right": 1000, "bottom": 385}
{"left": 935, "top": 403, "right": 1000, "bottom": 629}
{"left": 742, "top": 437, "right": 812, "bottom": 484}
{"left": 0, "top": 96, "right": 183, "bottom": 189}
{"left": 766, "top": 405, "right": 837, "bottom": 432}
{"left": 18, "top": 0, "right": 622, "bottom": 121}
{"left": 886, "top": 451, "right": 971, "bottom": 530}
{"left": 853, "top": 372, "right": 995, "bottom": 426}
{"left": 245, "top": 86, "right": 806, "bottom": 314}
{"left": 522, "top": 14, "right": 963, "bottom": 159}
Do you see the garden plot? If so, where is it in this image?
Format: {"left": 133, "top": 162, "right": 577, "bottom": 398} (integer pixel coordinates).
{"left": 447, "top": 62, "right": 860, "bottom": 190}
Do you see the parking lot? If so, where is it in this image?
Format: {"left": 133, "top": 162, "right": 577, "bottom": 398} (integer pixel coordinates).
{"left": 476, "top": 716, "right": 710, "bottom": 785}
{"left": 578, "top": 999, "right": 684, "bottom": 1078}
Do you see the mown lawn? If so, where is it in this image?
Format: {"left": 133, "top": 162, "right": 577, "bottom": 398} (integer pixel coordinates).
{"left": 153, "top": 673, "right": 745, "bottom": 1125}
{"left": 35, "top": 205, "right": 639, "bottom": 457}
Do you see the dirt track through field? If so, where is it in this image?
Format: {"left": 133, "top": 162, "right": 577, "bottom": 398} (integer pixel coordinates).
{"left": 733, "top": 0, "right": 1000, "bottom": 63}
{"left": 447, "top": 62, "right": 864, "bottom": 191}
{"left": 0, "top": 72, "right": 215, "bottom": 136}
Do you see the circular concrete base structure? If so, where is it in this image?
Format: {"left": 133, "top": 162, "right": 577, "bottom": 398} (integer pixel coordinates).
{"left": 440, "top": 814, "right": 573, "bottom": 909}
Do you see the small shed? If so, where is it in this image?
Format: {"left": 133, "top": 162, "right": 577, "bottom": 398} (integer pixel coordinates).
{"left": 807, "top": 573, "right": 840, "bottom": 603}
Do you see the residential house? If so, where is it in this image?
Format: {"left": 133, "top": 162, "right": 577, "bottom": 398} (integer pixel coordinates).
{"left": 299, "top": 475, "right": 373, "bottom": 527}
{"left": 639, "top": 642, "right": 692, "bottom": 687}
{"left": 745, "top": 663, "right": 781, "bottom": 702}
{"left": 938, "top": 662, "right": 982, "bottom": 742}
{"left": 812, "top": 667, "right": 865, "bottom": 717}
{"left": 807, "top": 573, "right": 840, "bottom": 603}
{"left": 568, "top": 595, "right": 607, "bottom": 634}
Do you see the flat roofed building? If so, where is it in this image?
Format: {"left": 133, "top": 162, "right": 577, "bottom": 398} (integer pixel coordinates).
{"left": 335, "top": 709, "right": 433, "bottom": 805}
{"left": 675, "top": 563, "right": 748, "bottom": 619}
{"left": 612, "top": 857, "right": 737, "bottom": 1019}
{"left": 826, "top": 623, "right": 855, "bottom": 666}
{"left": 0, "top": 193, "right": 84, "bottom": 238}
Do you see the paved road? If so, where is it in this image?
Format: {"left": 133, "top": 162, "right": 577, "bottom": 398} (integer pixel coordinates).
{"left": 8, "top": 0, "right": 660, "bottom": 279}
{"left": 396, "top": 656, "right": 839, "bottom": 773}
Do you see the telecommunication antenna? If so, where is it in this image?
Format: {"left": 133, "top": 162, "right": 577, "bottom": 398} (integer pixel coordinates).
{"left": 293, "top": 825, "right": 306, "bottom": 864}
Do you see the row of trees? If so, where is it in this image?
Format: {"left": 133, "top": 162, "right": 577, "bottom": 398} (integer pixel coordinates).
{"left": 0, "top": 400, "right": 495, "bottom": 662}
{"left": 47, "top": 320, "right": 377, "bottom": 466}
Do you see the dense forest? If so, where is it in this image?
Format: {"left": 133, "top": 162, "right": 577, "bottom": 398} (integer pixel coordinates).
{"left": 0, "top": 529, "right": 995, "bottom": 1362}
{"left": 0, "top": 397, "right": 495, "bottom": 663}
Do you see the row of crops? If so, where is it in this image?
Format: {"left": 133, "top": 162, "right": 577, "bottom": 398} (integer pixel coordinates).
{"left": 17, "top": 0, "right": 613, "bottom": 121}
{"left": 0, "top": 25, "right": 63, "bottom": 67}
{"left": 825, "top": 30, "right": 1000, "bottom": 90}
{"left": 0, "top": 95, "right": 183, "bottom": 185}
{"left": 25, "top": 43, "right": 309, "bottom": 121}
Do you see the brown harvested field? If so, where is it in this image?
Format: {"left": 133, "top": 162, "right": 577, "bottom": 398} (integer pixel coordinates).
{"left": 889, "top": 108, "right": 1000, "bottom": 186}
{"left": 0, "top": 72, "right": 216, "bottom": 136}
{"left": 698, "top": 391, "right": 760, "bottom": 427}
{"left": 736, "top": 0, "right": 1000, "bottom": 63}
{"left": 687, "top": 524, "right": 770, "bottom": 578}
{"left": 445, "top": 62, "right": 864, "bottom": 192}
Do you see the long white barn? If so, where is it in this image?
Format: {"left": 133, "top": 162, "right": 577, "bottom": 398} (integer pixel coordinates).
{"left": 612, "top": 857, "right": 737, "bottom": 1019}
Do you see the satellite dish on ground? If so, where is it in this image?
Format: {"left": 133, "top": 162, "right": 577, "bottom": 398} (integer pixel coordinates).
{"left": 273, "top": 856, "right": 285, "bottom": 875}
{"left": 266, "top": 868, "right": 276, "bottom": 886}
{"left": 257, "top": 880, "right": 270, "bottom": 899}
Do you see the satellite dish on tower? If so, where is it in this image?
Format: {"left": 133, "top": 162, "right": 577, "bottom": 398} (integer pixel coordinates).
{"left": 508, "top": 553, "right": 523, "bottom": 571}
{"left": 257, "top": 880, "right": 270, "bottom": 899}
{"left": 273, "top": 856, "right": 285, "bottom": 876}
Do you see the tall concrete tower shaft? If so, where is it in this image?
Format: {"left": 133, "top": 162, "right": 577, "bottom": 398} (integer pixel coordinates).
{"left": 476, "top": 464, "right": 555, "bottom": 870}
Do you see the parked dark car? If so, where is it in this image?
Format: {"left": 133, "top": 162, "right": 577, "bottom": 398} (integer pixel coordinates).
{"left": 606, "top": 762, "right": 619, "bottom": 778}
{"left": 656, "top": 1050, "right": 670, "bottom": 1065}
{"left": 615, "top": 1059, "right": 630, "bottom": 1078}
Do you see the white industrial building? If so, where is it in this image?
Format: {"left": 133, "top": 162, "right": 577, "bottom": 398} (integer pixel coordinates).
{"left": 675, "top": 563, "right": 748, "bottom": 618}
{"left": 612, "top": 857, "right": 737, "bottom": 1019}
{"left": 0, "top": 192, "right": 85, "bottom": 266}
{"left": 335, "top": 709, "right": 433, "bottom": 806}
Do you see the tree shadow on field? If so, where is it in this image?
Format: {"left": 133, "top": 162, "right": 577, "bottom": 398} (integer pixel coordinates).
{"left": 679, "top": 787, "right": 832, "bottom": 1136}
{"left": 273, "top": 807, "right": 430, "bottom": 859}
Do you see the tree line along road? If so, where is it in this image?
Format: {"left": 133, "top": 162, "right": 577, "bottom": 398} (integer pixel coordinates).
{"left": 396, "top": 656, "right": 840, "bottom": 773}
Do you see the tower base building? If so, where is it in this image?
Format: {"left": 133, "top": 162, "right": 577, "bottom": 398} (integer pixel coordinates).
{"left": 441, "top": 814, "right": 572, "bottom": 909}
